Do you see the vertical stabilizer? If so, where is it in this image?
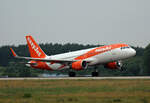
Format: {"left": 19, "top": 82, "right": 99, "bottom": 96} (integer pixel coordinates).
{"left": 26, "top": 35, "right": 46, "bottom": 58}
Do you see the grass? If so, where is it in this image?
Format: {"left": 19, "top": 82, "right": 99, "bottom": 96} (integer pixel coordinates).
{"left": 0, "top": 79, "right": 150, "bottom": 103}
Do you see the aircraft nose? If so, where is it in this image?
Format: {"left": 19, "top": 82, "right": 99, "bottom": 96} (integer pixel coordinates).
{"left": 130, "top": 48, "right": 136, "bottom": 56}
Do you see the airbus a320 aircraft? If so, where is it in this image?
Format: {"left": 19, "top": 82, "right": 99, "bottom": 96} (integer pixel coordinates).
{"left": 10, "top": 35, "right": 136, "bottom": 77}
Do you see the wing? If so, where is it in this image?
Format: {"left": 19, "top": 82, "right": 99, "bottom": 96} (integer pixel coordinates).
{"left": 10, "top": 48, "right": 92, "bottom": 63}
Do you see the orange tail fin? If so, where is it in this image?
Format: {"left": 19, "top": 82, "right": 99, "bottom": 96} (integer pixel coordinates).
{"left": 26, "top": 35, "right": 47, "bottom": 58}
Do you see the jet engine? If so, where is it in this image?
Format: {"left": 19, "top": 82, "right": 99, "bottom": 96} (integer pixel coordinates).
{"left": 71, "top": 60, "right": 88, "bottom": 70}
{"left": 104, "top": 61, "right": 123, "bottom": 69}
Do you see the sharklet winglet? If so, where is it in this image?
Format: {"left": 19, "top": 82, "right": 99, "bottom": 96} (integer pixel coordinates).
{"left": 10, "top": 48, "right": 18, "bottom": 57}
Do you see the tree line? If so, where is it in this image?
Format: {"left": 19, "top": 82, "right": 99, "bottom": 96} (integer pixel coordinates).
{"left": 0, "top": 43, "right": 150, "bottom": 77}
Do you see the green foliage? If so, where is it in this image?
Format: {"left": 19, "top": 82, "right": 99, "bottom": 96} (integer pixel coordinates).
{"left": 143, "top": 43, "right": 150, "bottom": 75}
{"left": 123, "top": 56, "right": 143, "bottom": 76}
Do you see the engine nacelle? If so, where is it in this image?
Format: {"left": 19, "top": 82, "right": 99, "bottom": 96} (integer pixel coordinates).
{"left": 71, "top": 60, "right": 88, "bottom": 70}
{"left": 104, "top": 61, "right": 122, "bottom": 69}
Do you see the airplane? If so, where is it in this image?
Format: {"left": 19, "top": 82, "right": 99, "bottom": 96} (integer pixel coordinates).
{"left": 10, "top": 35, "right": 136, "bottom": 77}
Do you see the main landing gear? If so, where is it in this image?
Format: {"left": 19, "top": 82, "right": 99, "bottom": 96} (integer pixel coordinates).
{"left": 68, "top": 66, "right": 99, "bottom": 77}
{"left": 91, "top": 66, "right": 99, "bottom": 77}
{"left": 91, "top": 71, "right": 99, "bottom": 77}
{"left": 69, "top": 71, "right": 76, "bottom": 77}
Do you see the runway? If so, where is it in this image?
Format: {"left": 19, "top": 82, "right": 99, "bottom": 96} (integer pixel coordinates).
{"left": 0, "top": 76, "right": 150, "bottom": 80}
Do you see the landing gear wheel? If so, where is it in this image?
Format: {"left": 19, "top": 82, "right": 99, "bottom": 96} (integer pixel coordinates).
{"left": 69, "top": 72, "right": 76, "bottom": 77}
{"left": 92, "top": 72, "right": 99, "bottom": 77}
{"left": 120, "top": 66, "right": 126, "bottom": 71}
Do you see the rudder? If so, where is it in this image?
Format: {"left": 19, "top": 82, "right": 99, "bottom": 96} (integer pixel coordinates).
{"left": 26, "top": 35, "right": 47, "bottom": 58}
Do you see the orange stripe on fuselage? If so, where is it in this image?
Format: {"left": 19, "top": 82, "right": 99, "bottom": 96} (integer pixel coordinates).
{"left": 75, "top": 44, "right": 128, "bottom": 60}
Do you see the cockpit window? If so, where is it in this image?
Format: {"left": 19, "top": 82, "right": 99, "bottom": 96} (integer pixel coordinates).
{"left": 120, "top": 46, "right": 130, "bottom": 50}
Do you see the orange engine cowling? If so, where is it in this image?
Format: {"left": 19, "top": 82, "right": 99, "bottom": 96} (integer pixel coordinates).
{"left": 71, "top": 60, "right": 88, "bottom": 70}
{"left": 104, "top": 61, "right": 122, "bottom": 69}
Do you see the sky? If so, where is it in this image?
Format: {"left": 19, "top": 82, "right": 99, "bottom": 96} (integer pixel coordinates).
{"left": 0, "top": 0, "right": 150, "bottom": 47}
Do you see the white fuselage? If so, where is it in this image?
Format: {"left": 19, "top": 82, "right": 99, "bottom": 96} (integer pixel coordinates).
{"left": 44, "top": 46, "right": 136, "bottom": 70}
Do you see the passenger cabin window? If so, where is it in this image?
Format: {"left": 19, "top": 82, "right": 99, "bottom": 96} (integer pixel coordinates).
{"left": 120, "top": 46, "right": 130, "bottom": 50}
